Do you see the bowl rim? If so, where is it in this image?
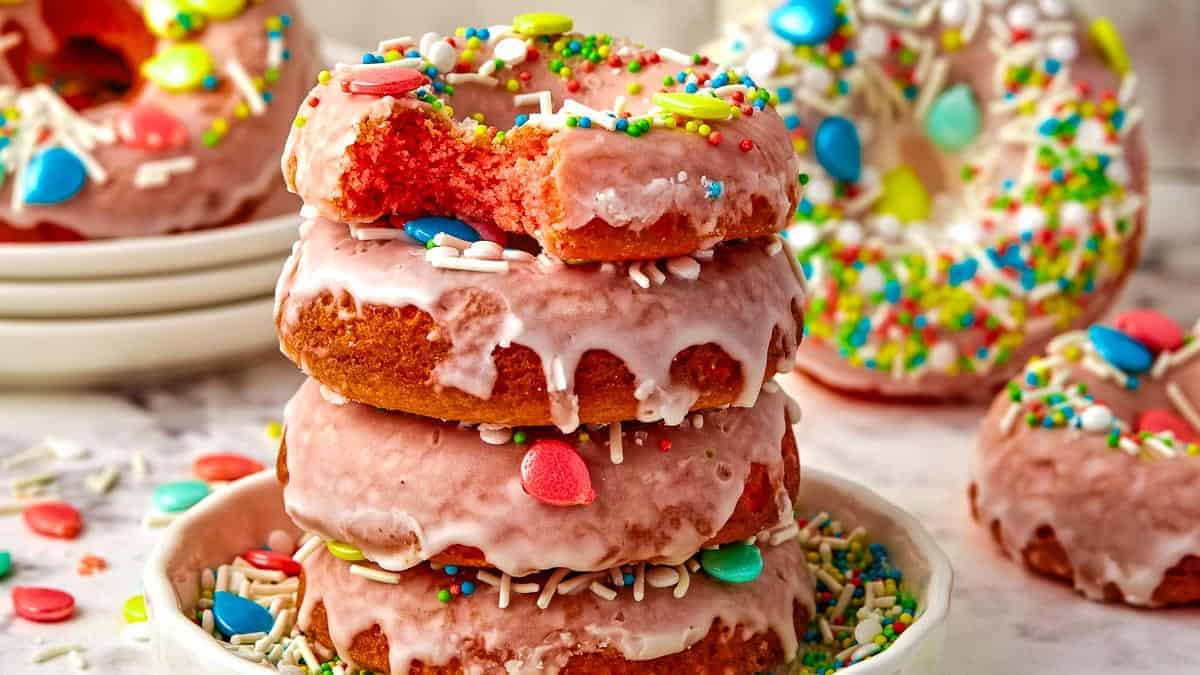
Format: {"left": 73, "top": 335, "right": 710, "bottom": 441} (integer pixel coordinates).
{"left": 144, "top": 468, "right": 953, "bottom": 674}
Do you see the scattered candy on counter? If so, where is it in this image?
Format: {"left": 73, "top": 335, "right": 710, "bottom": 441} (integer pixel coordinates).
{"left": 77, "top": 554, "right": 108, "bottom": 576}
{"left": 795, "top": 511, "right": 916, "bottom": 674}
{"left": 154, "top": 479, "right": 212, "bottom": 513}
{"left": 124, "top": 594, "right": 148, "bottom": 624}
{"left": 12, "top": 586, "right": 77, "bottom": 623}
{"left": 519, "top": 439, "right": 596, "bottom": 507}
{"left": 0, "top": 549, "right": 11, "bottom": 579}
{"left": 23, "top": 500, "right": 83, "bottom": 539}
{"left": 193, "top": 452, "right": 266, "bottom": 482}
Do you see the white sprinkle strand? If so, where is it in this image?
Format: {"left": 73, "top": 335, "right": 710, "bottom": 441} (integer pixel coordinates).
{"left": 226, "top": 59, "right": 266, "bottom": 115}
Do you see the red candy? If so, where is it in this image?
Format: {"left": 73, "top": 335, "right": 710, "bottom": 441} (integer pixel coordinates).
{"left": 520, "top": 440, "right": 596, "bottom": 507}
{"left": 23, "top": 501, "right": 82, "bottom": 539}
{"left": 347, "top": 66, "right": 428, "bottom": 96}
{"left": 1137, "top": 409, "right": 1199, "bottom": 443}
{"left": 116, "top": 103, "right": 189, "bottom": 152}
{"left": 12, "top": 587, "right": 75, "bottom": 622}
{"left": 1112, "top": 309, "right": 1185, "bottom": 354}
{"left": 193, "top": 453, "right": 265, "bottom": 482}
{"left": 242, "top": 549, "right": 302, "bottom": 577}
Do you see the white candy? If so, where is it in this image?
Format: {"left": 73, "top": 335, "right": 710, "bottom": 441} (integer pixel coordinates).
{"left": 426, "top": 41, "right": 457, "bottom": 73}
{"left": 1047, "top": 35, "right": 1079, "bottom": 62}
{"left": 836, "top": 222, "right": 864, "bottom": 247}
{"left": 874, "top": 214, "right": 902, "bottom": 241}
{"left": 787, "top": 223, "right": 821, "bottom": 251}
{"left": 854, "top": 616, "right": 884, "bottom": 644}
{"left": 857, "top": 266, "right": 887, "bottom": 295}
{"left": 1106, "top": 159, "right": 1132, "bottom": 186}
{"left": 1059, "top": 201, "right": 1090, "bottom": 229}
{"left": 645, "top": 566, "right": 680, "bottom": 588}
{"left": 803, "top": 65, "right": 834, "bottom": 93}
{"left": 1015, "top": 205, "right": 1048, "bottom": 234}
{"left": 806, "top": 177, "right": 835, "bottom": 204}
{"left": 929, "top": 341, "right": 959, "bottom": 371}
{"left": 1006, "top": 3, "right": 1038, "bottom": 30}
{"left": 858, "top": 25, "right": 890, "bottom": 58}
{"left": 1038, "top": 0, "right": 1070, "bottom": 17}
{"left": 948, "top": 220, "right": 982, "bottom": 246}
{"left": 745, "top": 47, "right": 781, "bottom": 82}
{"left": 1076, "top": 118, "right": 1108, "bottom": 148}
{"left": 493, "top": 37, "right": 528, "bottom": 64}
{"left": 939, "top": 0, "right": 969, "bottom": 26}
{"left": 1080, "top": 405, "right": 1114, "bottom": 433}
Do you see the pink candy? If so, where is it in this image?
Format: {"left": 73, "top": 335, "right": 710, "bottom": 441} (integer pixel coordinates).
{"left": 1137, "top": 409, "right": 1199, "bottom": 443}
{"left": 23, "top": 501, "right": 82, "bottom": 540}
{"left": 242, "top": 549, "right": 302, "bottom": 577}
{"left": 520, "top": 440, "right": 596, "bottom": 507}
{"left": 193, "top": 453, "right": 264, "bottom": 482}
{"left": 12, "top": 586, "right": 75, "bottom": 622}
{"left": 348, "top": 66, "right": 428, "bottom": 96}
{"left": 116, "top": 103, "right": 189, "bottom": 152}
{"left": 1112, "top": 309, "right": 1185, "bottom": 354}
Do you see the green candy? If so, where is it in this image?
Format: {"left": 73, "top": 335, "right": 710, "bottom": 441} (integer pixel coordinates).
{"left": 142, "top": 43, "right": 214, "bottom": 93}
{"left": 652, "top": 92, "right": 733, "bottom": 121}
{"left": 124, "top": 594, "right": 147, "bottom": 623}
{"left": 512, "top": 12, "right": 574, "bottom": 37}
{"left": 0, "top": 550, "right": 10, "bottom": 579}
{"left": 925, "top": 84, "right": 981, "bottom": 152}
{"left": 700, "top": 543, "right": 763, "bottom": 584}
{"left": 189, "top": 0, "right": 247, "bottom": 20}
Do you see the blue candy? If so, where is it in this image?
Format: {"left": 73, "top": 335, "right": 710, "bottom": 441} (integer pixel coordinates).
{"left": 769, "top": 0, "right": 839, "bottom": 46}
{"left": 814, "top": 116, "right": 861, "bottom": 183}
{"left": 153, "top": 480, "right": 210, "bottom": 513}
{"left": 1089, "top": 325, "right": 1153, "bottom": 374}
{"left": 213, "top": 591, "right": 274, "bottom": 639}
{"left": 402, "top": 217, "right": 481, "bottom": 245}
{"left": 24, "top": 147, "right": 87, "bottom": 205}
{"left": 925, "top": 84, "right": 981, "bottom": 152}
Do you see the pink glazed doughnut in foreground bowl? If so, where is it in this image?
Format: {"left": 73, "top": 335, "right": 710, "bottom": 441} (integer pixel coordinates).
{"left": 712, "top": 0, "right": 1147, "bottom": 401}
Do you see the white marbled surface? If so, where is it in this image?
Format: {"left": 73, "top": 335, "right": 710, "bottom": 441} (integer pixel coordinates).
{"left": 0, "top": 226, "right": 1198, "bottom": 673}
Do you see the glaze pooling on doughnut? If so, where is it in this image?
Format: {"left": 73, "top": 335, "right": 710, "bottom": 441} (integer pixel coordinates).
{"left": 281, "top": 377, "right": 799, "bottom": 576}
{"left": 298, "top": 540, "right": 814, "bottom": 675}
{"left": 282, "top": 22, "right": 802, "bottom": 261}
{"left": 973, "top": 319, "right": 1200, "bottom": 606}
{"left": 0, "top": 0, "right": 316, "bottom": 240}
{"left": 275, "top": 218, "right": 805, "bottom": 431}
{"left": 714, "top": 0, "right": 1146, "bottom": 398}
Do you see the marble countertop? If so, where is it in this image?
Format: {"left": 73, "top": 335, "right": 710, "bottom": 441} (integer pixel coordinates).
{"left": 1, "top": 228, "right": 1198, "bottom": 674}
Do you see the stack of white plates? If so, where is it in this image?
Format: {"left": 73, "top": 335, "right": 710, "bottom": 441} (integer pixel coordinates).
{"left": 0, "top": 215, "right": 298, "bottom": 387}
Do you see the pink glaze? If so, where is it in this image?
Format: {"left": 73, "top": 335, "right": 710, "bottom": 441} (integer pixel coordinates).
{"left": 282, "top": 29, "right": 800, "bottom": 253}
{"left": 973, "top": 324, "right": 1200, "bottom": 605}
{"left": 298, "top": 541, "right": 814, "bottom": 675}
{"left": 283, "top": 377, "right": 799, "bottom": 576}
{"left": 275, "top": 219, "right": 805, "bottom": 432}
{"left": 0, "top": 0, "right": 317, "bottom": 240}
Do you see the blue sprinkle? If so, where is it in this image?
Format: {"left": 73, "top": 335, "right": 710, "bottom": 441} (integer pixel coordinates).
{"left": 615, "top": 118, "right": 629, "bottom": 131}
{"left": 1021, "top": 269, "right": 1037, "bottom": 290}
{"left": 281, "top": 49, "right": 291, "bottom": 61}
{"left": 785, "top": 114, "right": 801, "bottom": 130}
{"left": 361, "top": 52, "right": 375, "bottom": 64}
{"left": 579, "top": 117, "right": 592, "bottom": 128}
{"left": 685, "top": 82, "right": 698, "bottom": 93}
{"left": 262, "top": 91, "right": 273, "bottom": 103}
{"left": 842, "top": 50, "right": 856, "bottom": 66}
{"left": 267, "top": 29, "right": 281, "bottom": 38}
{"left": 913, "top": 316, "right": 928, "bottom": 329}
{"left": 623, "top": 573, "right": 635, "bottom": 586}
{"left": 1026, "top": 372, "right": 1039, "bottom": 386}
{"left": 884, "top": 280, "right": 901, "bottom": 303}
{"left": 280, "top": 14, "right": 292, "bottom": 27}
{"left": 425, "top": 66, "right": 438, "bottom": 77}
{"left": 1045, "top": 58, "right": 1061, "bottom": 74}
{"left": 798, "top": 199, "right": 814, "bottom": 216}
{"left": 407, "top": 49, "right": 421, "bottom": 57}
{"left": 705, "top": 179, "right": 724, "bottom": 200}
{"left": 460, "top": 581, "right": 476, "bottom": 595}
{"left": 444, "top": 565, "right": 459, "bottom": 576}
{"left": 478, "top": 28, "right": 491, "bottom": 40}
{"left": 1038, "top": 118, "right": 1060, "bottom": 136}
{"left": 202, "top": 74, "right": 219, "bottom": 90}
{"left": 776, "top": 87, "right": 793, "bottom": 103}
{"left": 465, "top": 27, "right": 477, "bottom": 38}
{"left": 515, "top": 114, "right": 529, "bottom": 126}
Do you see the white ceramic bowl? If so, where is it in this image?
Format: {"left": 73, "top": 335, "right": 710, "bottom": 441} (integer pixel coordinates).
{"left": 0, "top": 255, "right": 284, "bottom": 319}
{"left": 0, "top": 296, "right": 277, "bottom": 387}
{"left": 144, "top": 469, "right": 952, "bottom": 675}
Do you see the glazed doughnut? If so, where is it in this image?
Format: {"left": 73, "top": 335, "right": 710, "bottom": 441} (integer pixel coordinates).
{"left": 972, "top": 310, "right": 1200, "bottom": 606}
{"left": 0, "top": 0, "right": 316, "bottom": 242}
{"left": 279, "top": 377, "right": 800, "bottom": 576}
{"left": 297, "top": 540, "right": 814, "bottom": 674}
{"left": 282, "top": 15, "right": 802, "bottom": 262}
{"left": 275, "top": 218, "right": 805, "bottom": 431}
{"left": 712, "top": 0, "right": 1147, "bottom": 400}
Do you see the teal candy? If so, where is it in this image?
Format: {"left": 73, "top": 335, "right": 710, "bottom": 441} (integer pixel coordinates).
{"left": 24, "top": 147, "right": 87, "bottom": 205}
{"left": 153, "top": 480, "right": 211, "bottom": 513}
{"left": 925, "top": 84, "right": 981, "bottom": 152}
{"left": 402, "top": 217, "right": 481, "bottom": 245}
{"left": 0, "top": 550, "right": 10, "bottom": 579}
{"left": 700, "top": 543, "right": 763, "bottom": 584}
{"left": 1089, "top": 325, "right": 1153, "bottom": 374}
{"left": 213, "top": 591, "right": 273, "bottom": 638}
{"left": 815, "top": 116, "right": 861, "bottom": 183}
{"left": 769, "top": 0, "right": 839, "bottom": 46}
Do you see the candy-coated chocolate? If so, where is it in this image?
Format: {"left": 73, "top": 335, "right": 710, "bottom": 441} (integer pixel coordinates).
{"left": 23, "top": 501, "right": 82, "bottom": 539}
{"left": 519, "top": 439, "right": 596, "bottom": 507}
{"left": 193, "top": 453, "right": 264, "bottom": 482}
{"left": 700, "top": 543, "right": 763, "bottom": 584}
{"left": 213, "top": 590, "right": 273, "bottom": 638}
{"left": 12, "top": 587, "right": 75, "bottom": 622}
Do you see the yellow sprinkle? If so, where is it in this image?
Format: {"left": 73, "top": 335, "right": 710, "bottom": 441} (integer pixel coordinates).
{"left": 941, "top": 28, "right": 963, "bottom": 51}
{"left": 211, "top": 118, "right": 228, "bottom": 134}
{"left": 317, "top": 70, "right": 331, "bottom": 85}
{"left": 384, "top": 50, "right": 400, "bottom": 63}
{"left": 265, "top": 421, "right": 283, "bottom": 439}
{"left": 506, "top": 79, "right": 520, "bottom": 93}
{"left": 626, "top": 82, "right": 642, "bottom": 95}
{"left": 293, "top": 116, "right": 307, "bottom": 128}
{"left": 234, "top": 102, "right": 250, "bottom": 119}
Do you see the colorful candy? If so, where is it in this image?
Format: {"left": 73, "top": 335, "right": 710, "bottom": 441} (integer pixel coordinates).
{"left": 699, "top": 543, "right": 763, "bottom": 584}
{"left": 1112, "top": 309, "right": 1186, "bottom": 354}
{"left": 153, "top": 480, "right": 211, "bottom": 513}
{"left": 769, "top": 0, "right": 839, "bottom": 45}
{"left": 123, "top": 594, "right": 148, "bottom": 623}
{"left": 326, "top": 540, "right": 365, "bottom": 561}
{"left": 23, "top": 501, "right": 82, "bottom": 539}
{"left": 876, "top": 166, "right": 931, "bottom": 223}
{"left": 512, "top": 12, "right": 574, "bottom": 37}
{"left": 520, "top": 439, "right": 596, "bottom": 507}
{"left": 1089, "top": 17, "right": 1131, "bottom": 75}
{"left": 347, "top": 66, "right": 429, "bottom": 97}
{"left": 0, "top": 550, "right": 10, "bottom": 579}
{"left": 212, "top": 590, "right": 273, "bottom": 638}
{"left": 116, "top": 104, "right": 190, "bottom": 152}
{"left": 141, "top": 43, "right": 215, "bottom": 92}
{"left": 813, "top": 116, "right": 861, "bottom": 183}
{"left": 189, "top": 0, "right": 247, "bottom": 20}
{"left": 1089, "top": 325, "right": 1153, "bottom": 374}
{"left": 23, "top": 148, "right": 87, "bottom": 205}
{"left": 925, "top": 84, "right": 981, "bottom": 152}
{"left": 402, "top": 216, "right": 481, "bottom": 246}
{"left": 193, "top": 453, "right": 264, "bottom": 482}
{"left": 12, "top": 587, "right": 75, "bottom": 623}
{"left": 242, "top": 548, "right": 302, "bottom": 576}
{"left": 652, "top": 92, "right": 734, "bottom": 121}
{"left": 1137, "top": 409, "right": 1198, "bottom": 443}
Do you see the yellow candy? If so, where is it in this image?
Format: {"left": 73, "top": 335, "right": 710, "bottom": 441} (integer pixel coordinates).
{"left": 513, "top": 12, "right": 574, "bottom": 37}
{"left": 326, "top": 540, "right": 364, "bottom": 561}
{"left": 142, "top": 43, "right": 214, "bottom": 92}
{"left": 143, "top": 0, "right": 201, "bottom": 39}
{"left": 1089, "top": 17, "right": 1131, "bottom": 75}
{"left": 123, "top": 595, "right": 147, "bottom": 624}
{"left": 653, "top": 92, "right": 733, "bottom": 121}
{"left": 189, "top": 0, "right": 246, "bottom": 20}
{"left": 876, "top": 165, "right": 931, "bottom": 223}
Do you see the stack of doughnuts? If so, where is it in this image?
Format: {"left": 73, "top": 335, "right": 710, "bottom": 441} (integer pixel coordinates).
{"left": 710, "top": 0, "right": 1148, "bottom": 400}
{"left": 972, "top": 309, "right": 1200, "bottom": 606}
{"left": 274, "top": 13, "right": 816, "bottom": 673}
{"left": 0, "top": 0, "right": 317, "bottom": 242}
